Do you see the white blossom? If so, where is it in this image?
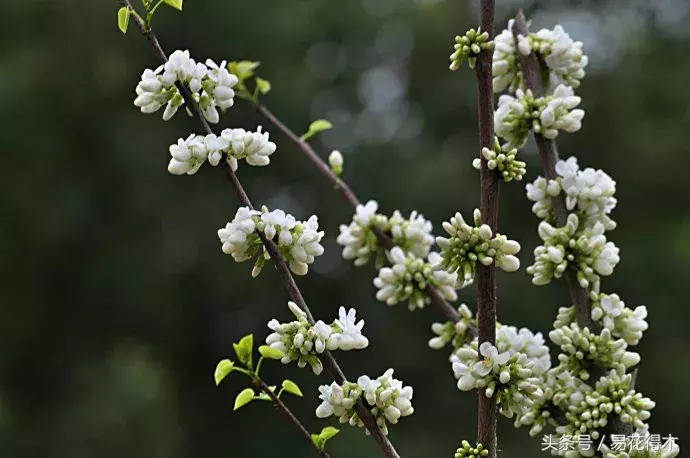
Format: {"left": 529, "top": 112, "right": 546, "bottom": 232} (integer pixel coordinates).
{"left": 315, "top": 369, "right": 414, "bottom": 435}
{"left": 492, "top": 20, "right": 522, "bottom": 93}
{"left": 591, "top": 293, "right": 649, "bottom": 346}
{"left": 217, "top": 205, "right": 324, "bottom": 276}
{"left": 472, "top": 138, "right": 527, "bottom": 182}
{"left": 266, "top": 302, "right": 369, "bottom": 375}
{"left": 525, "top": 25, "right": 588, "bottom": 91}
{"left": 373, "top": 247, "right": 458, "bottom": 311}
{"left": 496, "top": 325, "right": 551, "bottom": 376}
{"left": 428, "top": 304, "right": 475, "bottom": 350}
{"left": 328, "top": 150, "right": 344, "bottom": 175}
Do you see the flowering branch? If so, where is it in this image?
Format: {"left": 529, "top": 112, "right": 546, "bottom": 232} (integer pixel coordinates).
{"left": 120, "top": 1, "right": 400, "bottom": 455}
{"left": 474, "top": 1, "right": 499, "bottom": 456}
{"left": 255, "top": 103, "right": 465, "bottom": 325}
{"left": 510, "top": 10, "right": 597, "bottom": 334}
{"left": 255, "top": 378, "right": 330, "bottom": 458}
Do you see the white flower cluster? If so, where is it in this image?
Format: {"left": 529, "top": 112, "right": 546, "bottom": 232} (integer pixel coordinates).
{"left": 493, "top": 21, "right": 588, "bottom": 94}
{"left": 337, "top": 200, "right": 435, "bottom": 266}
{"left": 373, "top": 247, "right": 458, "bottom": 311}
{"left": 496, "top": 325, "right": 551, "bottom": 376}
{"left": 549, "top": 324, "right": 640, "bottom": 380}
{"left": 428, "top": 303, "right": 476, "bottom": 350}
{"left": 167, "top": 126, "right": 276, "bottom": 175}
{"left": 590, "top": 293, "right": 648, "bottom": 346}
{"left": 472, "top": 138, "right": 527, "bottom": 182}
{"left": 527, "top": 213, "right": 620, "bottom": 288}
{"left": 495, "top": 85, "right": 584, "bottom": 151}
{"left": 265, "top": 302, "right": 369, "bottom": 375}
{"left": 435, "top": 209, "right": 521, "bottom": 285}
{"left": 134, "top": 50, "right": 238, "bottom": 123}
{"left": 449, "top": 27, "right": 493, "bottom": 71}
{"left": 451, "top": 342, "right": 544, "bottom": 418}
{"left": 217, "top": 206, "right": 324, "bottom": 276}
{"left": 518, "top": 25, "right": 588, "bottom": 91}
{"left": 315, "top": 369, "right": 414, "bottom": 436}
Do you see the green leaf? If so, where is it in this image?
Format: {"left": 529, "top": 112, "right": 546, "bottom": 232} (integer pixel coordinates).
{"left": 117, "top": 7, "right": 130, "bottom": 34}
{"left": 163, "top": 0, "right": 183, "bottom": 10}
{"left": 301, "top": 119, "right": 333, "bottom": 141}
{"left": 214, "top": 359, "right": 235, "bottom": 386}
{"left": 228, "top": 61, "right": 261, "bottom": 82}
{"left": 255, "top": 78, "right": 271, "bottom": 95}
{"left": 233, "top": 334, "right": 254, "bottom": 369}
{"left": 311, "top": 426, "right": 340, "bottom": 451}
{"left": 233, "top": 388, "right": 254, "bottom": 411}
{"left": 281, "top": 379, "right": 303, "bottom": 397}
{"left": 257, "top": 385, "right": 277, "bottom": 401}
{"left": 258, "top": 345, "right": 283, "bottom": 360}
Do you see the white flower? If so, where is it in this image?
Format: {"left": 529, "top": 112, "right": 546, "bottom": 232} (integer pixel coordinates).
{"left": 475, "top": 342, "right": 510, "bottom": 377}
{"left": 492, "top": 20, "right": 522, "bottom": 93}
{"left": 332, "top": 307, "right": 369, "bottom": 350}
{"left": 328, "top": 150, "right": 344, "bottom": 175}
{"left": 530, "top": 25, "right": 588, "bottom": 91}
{"left": 337, "top": 200, "right": 386, "bottom": 266}
{"left": 388, "top": 210, "right": 436, "bottom": 259}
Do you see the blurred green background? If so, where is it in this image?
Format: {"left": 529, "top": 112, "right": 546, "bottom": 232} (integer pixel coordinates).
{"left": 1, "top": 0, "right": 689, "bottom": 456}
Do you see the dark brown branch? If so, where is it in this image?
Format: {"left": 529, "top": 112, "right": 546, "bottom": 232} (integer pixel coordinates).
{"left": 120, "top": 2, "right": 400, "bottom": 455}
{"left": 255, "top": 379, "right": 330, "bottom": 458}
{"left": 475, "top": 1, "right": 498, "bottom": 456}
{"left": 511, "top": 9, "right": 633, "bottom": 436}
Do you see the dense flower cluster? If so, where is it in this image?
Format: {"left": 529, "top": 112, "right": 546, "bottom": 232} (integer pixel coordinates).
{"left": 265, "top": 302, "right": 368, "bottom": 375}
{"left": 428, "top": 304, "right": 476, "bottom": 350}
{"left": 217, "top": 206, "right": 324, "bottom": 276}
{"left": 495, "top": 325, "right": 551, "bottom": 376}
{"left": 373, "top": 247, "right": 458, "bottom": 311}
{"left": 435, "top": 209, "right": 521, "bottom": 285}
{"left": 549, "top": 324, "right": 640, "bottom": 380}
{"left": 493, "top": 21, "right": 588, "bottom": 94}
{"left": 451, "top": 342, "right": 544, "bottom": 418}
{"left": 455, "top": 441, "right": 489, "bottom": 458}
{"left": 495, "top": 85, "right": 584, "bottom": 151}
{"left": 472, "top": 137, "right": 526, "bottom": 182}
{"left": 315, "top": 369, "right": 414, "bottom": 436}
{"left": 134, "top": 50, "right": 238, "bottom": 123}
{"left": 167, "top": 126, "right": 276, "bottom": 175}
{"left": 337, "top": 200, "right": 434, "bottom": 266}
{"left": 527, "top": 213, "right": 620, "bottom": 288}
{"left": 449, "top": 27, "right": 493, "bottom": 71}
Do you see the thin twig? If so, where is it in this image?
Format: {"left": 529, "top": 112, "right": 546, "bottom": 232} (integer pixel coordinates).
{"left": 255, "top": 379, "right": 330, "bottom": 458}
{"left": 255, "top": 103, "right": 465, "bottom": 329}
{"left": 474, "top": 1, "right": 499, "bottom": 456}
{"left": 120, "top": 2, "right": 400, "bottom": 454}
{"left": 511, "top": 9, "right": 634, "bottom": 434}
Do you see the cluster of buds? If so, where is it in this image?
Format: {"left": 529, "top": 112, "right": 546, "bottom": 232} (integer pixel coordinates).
{"left": 494, "top": 85, "right": 585, "bottom": 151}
{"left": 549, "top": 324, "right": 640, "bottom": 380}
{"left": 167, "top": 126, "right": 276, "bottom": 175}
{"left": 590, "top": 292, "right": 649, "bottom": 346}
{"left": 373, "top": 248, "right": 458, "bottom": 311}
{"left": 527, "top": 213, "right": 620, "bottom": 288}
{"left": 265, "top": 302, "right": 369, "bottom": 375}
{"left": 134, "top": 50, "right": 238, "bottom": 123}
{"left": 492, "top": 20, "right": 523, "bottom": 94}
{"left": 315, "top": 369, "right": 414, "bottom": 436}
{"left": 496, "top": 324, "right": 551, "bottom": 376}
{"left": 449, "top": 27, "right": 493, "bottom": 70}
{"left": 337, "top": 200, "right": 435, "bottom": 266}
{"left": 435, "top": 209, "right": 521, "bottom": 286}
{"left": 428, "top": 304, "right": 476, "bottom": 350}
{"left": 455, "top": 441, "right": 489, "bottom": 458}
{"left": 217, "top": 206, "right": 325, "bottom": 276}
{"left": 472, "top": 137, "right": 527, "bottom": 182}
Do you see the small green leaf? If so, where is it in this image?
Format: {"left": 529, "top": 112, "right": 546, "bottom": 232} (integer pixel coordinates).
{"left": 228, "top": 61, "right": 261, "bottom": 82}
{"left": 233, "top": 388, "right": 255, "bottom": 411}
{"left": 233, "top": 334, "right": 254, "bottom": 369}
{"left": 312, "top": 426, "right": 340, "bottom": 451}
{"left": 301, "top": 119, "right": 333, "bottom": 141}
{"left": 214, "top": 359, "right": 235, "bottom": 386}
{"left": 163, "top": 0, "right": 183, "bottom": 10}
{"left": 255, "top": 77, "right": 271, "bottom": 95}
{"left": 281, "top": 379, "right": 303, "bottom": 397}
{"left": 257, "top": 385, "right": 277, "bottom": 401}
{"left": 258, "top": 345, "right": 284, "bottom": 360}
{"left": 117, "top": 7, "right": 130, "bottom": 34}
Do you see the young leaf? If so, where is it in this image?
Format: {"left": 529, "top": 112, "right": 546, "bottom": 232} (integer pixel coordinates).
{"left": 214, "top": 359, "right": 235, "bottom": 386}
{"left": 233, "top": 388, "right": 255, "bottom": 411}
{"left": 281, "top": 379, "right": 303, "bottom": 397}
{"left": 255, "top": 78, "right": 271, "bottom": 95}
{"left": 311, "top": 426, "right": 340, "bottom": 451}
{"left": 233, "top": 334, "right": 254, "bottom": 368}
{"left": 301, "top": 119, "right": 333, "bottom": 141}
{"left": 257, "top": 385, "right": 277, "bottom": 401}
{"left": 258, "top": 345, "right": 283, "bottom": 360}
{"left": 164, "top": 0, "right": 183, "bottom": 10}
{"left": 228, "top": 61, "right": 261, "bottom": 82}
{"left": 117, "top": 7, "right": 131, "bottom": 34}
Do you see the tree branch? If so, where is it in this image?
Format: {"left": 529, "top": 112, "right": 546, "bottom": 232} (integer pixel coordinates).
{"left": 511, "top": 9, "right": 634, "bottom": 435}
{"left": 255, "top": 379, "right": 330, "bottom": 458}
{"left": 120, "top": 2, "right": 400, "bottom": 455}
{"left": 475, "top": 1, "right": 498, "bottom": 456}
